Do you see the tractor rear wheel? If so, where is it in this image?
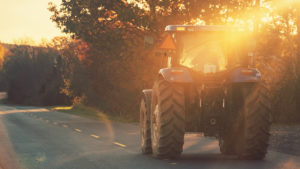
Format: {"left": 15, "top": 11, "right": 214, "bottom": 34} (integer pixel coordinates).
{"left": 219, "top": 86, "right": 245, "bottom": 155}
{"left": 219, "top": 87, "right": 236, "bottom": 155}
{"left": 151, "top": 77, "right": 185, "bottom": 158}
{"left": 236, "top": 83, "right": 271, "bottom": 160}
{"left": 219, "top": 134, "right": 237, "bottom": 155}
{"left": 140, "top": 91, "right": 152, "bottom": 154}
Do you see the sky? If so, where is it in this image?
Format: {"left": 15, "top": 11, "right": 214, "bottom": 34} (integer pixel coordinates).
{"left": 0, "top": 0, "right": 63, "bottom": 44}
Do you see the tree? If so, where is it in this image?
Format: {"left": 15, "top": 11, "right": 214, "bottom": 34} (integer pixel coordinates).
{"left": 2, "top": 45, "right": 69, "bottom": 105}
{"left": 49, "top": 37, "right": 90, "bottom": 105}
{"left": 0, "top": 44, "right": 5, "bottom": 68}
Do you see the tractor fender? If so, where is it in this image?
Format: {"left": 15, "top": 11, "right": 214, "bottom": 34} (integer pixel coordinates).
{"left": 159, "top": 67, "right": 193, "bottom": 83}
{"left": 230, "top": 68, "right": 261, "bottom": 83}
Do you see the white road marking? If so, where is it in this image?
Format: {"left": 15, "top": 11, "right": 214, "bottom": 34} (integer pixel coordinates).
{"left": 75, "top": 129, "right": 82, "bottom": 133}
{"left": 90, "top": 134, "right": 100, "bottom": 139}
{"left": 113, "top": 142, "right": 126, "bottom": 148}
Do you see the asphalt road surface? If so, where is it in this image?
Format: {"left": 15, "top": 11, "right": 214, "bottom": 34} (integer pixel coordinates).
{"left": 0, "top": 104, "right": 299, "bottom": 169}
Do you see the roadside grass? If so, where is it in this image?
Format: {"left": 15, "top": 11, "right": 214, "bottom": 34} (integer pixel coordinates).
{"left": 51, "top": 105, "right": 300, "bottom": 126}
{"left": 49, "top": 105, "right": 138, "bottom": 123}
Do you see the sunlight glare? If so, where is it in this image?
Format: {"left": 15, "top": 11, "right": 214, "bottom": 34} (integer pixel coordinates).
{"left": 0, "top": 0, "right": 63, "bottom": 44}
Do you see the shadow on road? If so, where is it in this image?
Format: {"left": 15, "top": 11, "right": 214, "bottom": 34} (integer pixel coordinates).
{"left": 179, "top": 153, "right": 237, "bottom": 162}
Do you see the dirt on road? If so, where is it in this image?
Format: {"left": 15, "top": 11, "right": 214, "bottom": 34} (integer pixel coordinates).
{"left": 269, "top": 125, "right": 300, "bottom": 156}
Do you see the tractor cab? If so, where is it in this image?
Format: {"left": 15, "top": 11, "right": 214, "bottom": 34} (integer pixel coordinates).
{"left": 161, "top": 25, "right": 255, "bottom": 73}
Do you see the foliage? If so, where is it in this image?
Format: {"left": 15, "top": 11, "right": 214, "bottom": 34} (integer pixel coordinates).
{"left": 2, "top": 45, "right": 69, "bottom": 105}
{"left": 56, "top": 38, "right": 90, "bottom": 105}
{"left": 54, "top": 104, "right": 137, "bottom": 123}
{"left": 0, "top": 44, "right": 5, "bottom": 67}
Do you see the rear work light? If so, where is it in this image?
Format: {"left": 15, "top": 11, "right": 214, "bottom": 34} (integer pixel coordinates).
{"left": 176, "top": 27, "right": 186, "bottom": 31}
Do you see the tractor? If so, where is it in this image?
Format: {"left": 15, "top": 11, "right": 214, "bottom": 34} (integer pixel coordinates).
{"left": 140, "top": 25, "right": 271, "bottom": 160}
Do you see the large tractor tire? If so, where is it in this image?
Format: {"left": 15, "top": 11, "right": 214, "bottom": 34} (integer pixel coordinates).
{"left": 219, "top": 133, "right": 237, "bottom": 155}
{"left": 236, "top": 83, "right": 271, "bottom": 160}
{"left": 140, "top": 90, "right": 152, "bottom": 154}
{"left": 219, "top": 86, "right": 244, "bottom": 155}
{"left": 151, "top": 77, "right": 185, "bottom": 158}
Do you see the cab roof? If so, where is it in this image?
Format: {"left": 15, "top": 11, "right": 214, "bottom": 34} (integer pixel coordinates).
{"left": 165, "top": 25, "right": 236, "bottom": 32}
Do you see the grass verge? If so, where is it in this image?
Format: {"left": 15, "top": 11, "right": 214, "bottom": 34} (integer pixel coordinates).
{"left": 49, "top": 105, "right": 138, "bottom": 123}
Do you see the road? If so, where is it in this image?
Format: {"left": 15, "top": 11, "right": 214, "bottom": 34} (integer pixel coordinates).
{"left": 0, "top": 104, "right": 299, "bottom": 169}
